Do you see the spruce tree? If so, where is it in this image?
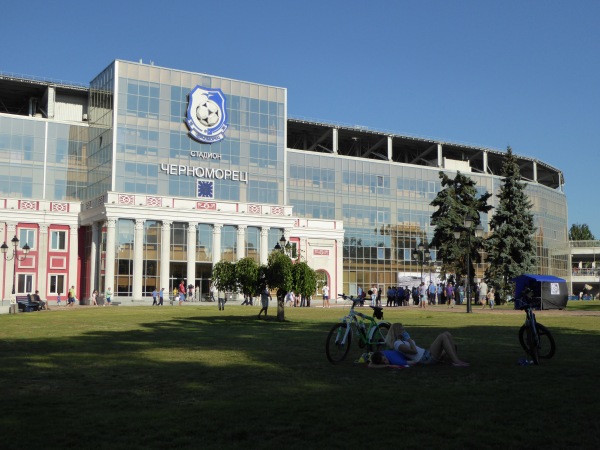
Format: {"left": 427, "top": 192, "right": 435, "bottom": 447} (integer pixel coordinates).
{"left": 485, "top": 147, "right": 537, "bottom": 301}
{"left": 430, "top": 171, "right": 492, "bottom": 283}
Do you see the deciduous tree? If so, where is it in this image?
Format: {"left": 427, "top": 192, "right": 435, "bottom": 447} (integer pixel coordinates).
{"left": 569, "top": 224, "right": 595, "bottom": 241}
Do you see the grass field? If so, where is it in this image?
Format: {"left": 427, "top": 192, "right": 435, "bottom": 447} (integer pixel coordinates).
{"left": 1, "top": 302, "right": 599, "bottom": 449}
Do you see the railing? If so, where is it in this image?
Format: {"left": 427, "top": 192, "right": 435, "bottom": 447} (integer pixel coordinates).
{"left": 0, "top": 71, "right": 88, "bottom": 89}
{"left": 571, "top": 268, "right": 600, "bottom": 277}
{"left": 569, "top": 240, "right": 600, "bottom": 248}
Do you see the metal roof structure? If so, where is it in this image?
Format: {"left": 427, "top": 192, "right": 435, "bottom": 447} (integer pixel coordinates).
{"left": 287, "top": 117, "right": 564, "bottom": 190}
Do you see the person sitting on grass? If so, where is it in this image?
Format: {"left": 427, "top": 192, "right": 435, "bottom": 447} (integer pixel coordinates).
{"left": 368, "top": 350, "right": 410, "bottom": 368}
{"left": 385, "top": 323, "right": 470, "bottom": 367}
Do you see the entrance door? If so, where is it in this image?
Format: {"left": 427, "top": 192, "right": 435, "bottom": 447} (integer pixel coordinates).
{"left": 196, "top": 262, "right": 213, "bottom": 301}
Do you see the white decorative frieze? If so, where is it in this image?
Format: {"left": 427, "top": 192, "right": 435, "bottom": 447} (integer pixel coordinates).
{"left": 19, "top": 200, "right": 38, "bottom": 210}
{"left": 50, "top": 202, "right": 69, "bottom": 212}
{"left": 197, "top": 201, "right": 217, "bottom": 210}
{"left": 147, "top": 197, "right": 162, "bottom": 207}
{"left": 248, "top": 204, "right": 262, "bottom": 214}
{"left": 118, "top": 194, "right": 135, "bottom": 205}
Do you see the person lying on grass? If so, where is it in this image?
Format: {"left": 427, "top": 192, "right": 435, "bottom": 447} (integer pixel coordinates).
{"left": 385, "top": 323, "right": 470, "bottom": 367}
{"left": 368, "top": 350, "right": 410, "bottom": 368}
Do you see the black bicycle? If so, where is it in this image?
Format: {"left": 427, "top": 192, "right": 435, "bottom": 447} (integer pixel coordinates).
{"left": 517, "top": 297, "right": 556, "bottom": 364}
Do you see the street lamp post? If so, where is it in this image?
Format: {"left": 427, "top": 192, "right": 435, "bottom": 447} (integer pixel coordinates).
{"left": 453, "top": 214, "right": 484, "bottom": 313}
{"left": 274, "top": 234, "right": 295, "bottom": 259}
{"left": 412, "top": 240, "right": 431, "bottom": 284}
{"left": 1, "top": 235, "right": 31, "bottom": 296}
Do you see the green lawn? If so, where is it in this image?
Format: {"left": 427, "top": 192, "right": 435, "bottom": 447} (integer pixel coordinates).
{"left": 1, "top": 303, "right": 599, "bottom": 449}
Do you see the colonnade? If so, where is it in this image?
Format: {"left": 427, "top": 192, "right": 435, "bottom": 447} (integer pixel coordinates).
{"left": 89, "top": 218, "right": 285, "bottom": 299}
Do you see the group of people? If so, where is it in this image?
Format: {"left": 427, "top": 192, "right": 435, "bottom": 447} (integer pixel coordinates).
{"left": 369, "top": 323, "right": 470, "bottom": 368}
{"left": 151, "top": 288, "right": 166, "bottom": 306}
{"left": 282, "top": 291, "right": 313, "bottom": 308}
{"left": 365, "top": 279, "right": 498, "bottom": 309}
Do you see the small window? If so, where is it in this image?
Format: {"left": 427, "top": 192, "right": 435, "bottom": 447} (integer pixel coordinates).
{"left": 49, "top": 275, "right": 66, "bottom": 295}
{"left": 51, "top": 231, "right": 67, "bottom": 251}
{"left": 17, "top": 274, "right": 33, "bottom": 294}
{"left": 19, "top": 229, "right": 36, "bottom": 249}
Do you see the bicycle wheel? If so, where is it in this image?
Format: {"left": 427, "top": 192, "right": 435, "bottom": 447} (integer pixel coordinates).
{"left": 527, "top": 326, "right": 540, "bottom": 364}
{"left": 367, "top": 322, "right": 390, "bottom": 352}
{"left": 326, "top": 323, "right": 352, "bottom": 364}
{"left": 519, "top": 322, "right": 556, "bottom": 359}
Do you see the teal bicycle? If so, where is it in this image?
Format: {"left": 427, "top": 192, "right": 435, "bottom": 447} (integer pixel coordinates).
{"left": 325, "top": 294, "right": 391, "bottom": 364}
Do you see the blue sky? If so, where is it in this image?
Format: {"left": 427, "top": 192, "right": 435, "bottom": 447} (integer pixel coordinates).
{"left": 3, "top": 0, "right": 599, "bottom": 237}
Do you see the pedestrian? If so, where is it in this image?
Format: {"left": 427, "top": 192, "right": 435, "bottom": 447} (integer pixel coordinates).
{"left": 179, "top": 280, "right": 186, "bottom": 304}
{"left": 419, "top": 282, "right": 428, "bottom": 309}
{"left": 241, "top": 294, "right": 252, "bottom": 306}
{"left": 152, "top": 288, "right": 158, "bottom": 306}
{"left": 105, "top": 287, "right": 112, "bottom": 306}
{"left": 56, "top": 292, "right": 61, "bottom": 306}
{"left": 386, "top": 286, "right": 394, "bottom": 307}
{"left": 67, "top": 285, "right": 76, "bottom": 307}
{"left": 428, "top": 281, "right": 436, "bottom": 305}
{"left": 91, "top": 289, "right": 98, "bottom": 306}
{"left": 446, "top": 283, "right": 455, "bottom": 308}
{"left": 478, "top": 280, "right": 488, "bottom": 306}
{"left": 285, "top": 291, "right": 295, "bottom": 307}
{"left": 210, "top": 283, "right": 217, "bottom": 302}
{"left": 158, "top": 288, "right": 164, "bottom": 306}
{"left": 485, "top": 288, "right": 495, "bottom": 309}
{"left": 218, "top": 289, "right": 226, "bottom": 310}
{"left": 258, "top": 288, "right": 272, "bottom": 319}
{"left": 322, "top": 284, "right": 330, "bottom": 308}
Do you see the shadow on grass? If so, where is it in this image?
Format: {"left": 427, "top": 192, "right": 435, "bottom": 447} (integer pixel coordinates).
{"left": 1, "top": 309, "right": 599, "bottom": 449}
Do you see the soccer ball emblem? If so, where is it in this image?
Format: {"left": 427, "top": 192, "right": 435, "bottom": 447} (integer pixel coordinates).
{"left": 196, "top": 95, "right": 221, "bottom": 127}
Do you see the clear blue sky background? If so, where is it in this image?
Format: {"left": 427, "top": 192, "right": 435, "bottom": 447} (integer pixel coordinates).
{"left": 2, "top": 0, "right": 599, "bottom": 237}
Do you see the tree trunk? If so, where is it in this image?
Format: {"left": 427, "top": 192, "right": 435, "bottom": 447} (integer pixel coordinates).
{"left": 277, "top": 290, "right": 286, "bottom": 321}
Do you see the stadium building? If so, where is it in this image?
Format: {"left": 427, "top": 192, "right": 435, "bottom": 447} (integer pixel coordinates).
{"left": 0, "top": 60, "right": 569, "bottom": 304}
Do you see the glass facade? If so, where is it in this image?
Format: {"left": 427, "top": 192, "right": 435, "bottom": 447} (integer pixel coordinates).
{"left": 287, "top": 150, "right": 569, "bottom": 295}
{"left": 113, "top": 61, "right": 286, "bottom": 203}
{"left": 0, "top": 117, "right": 88, "bottom": 201}
{"left": 87, "top": 64, "right": 115, "bottom": 200}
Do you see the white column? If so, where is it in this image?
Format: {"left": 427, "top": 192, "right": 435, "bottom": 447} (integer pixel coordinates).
{"left": 237, "top": 225, "right": 246, "bottom": 261}
{"left": 133, "top": 219, "right": 145, "bottom": 300}
{"left": 104, "top": 219, "right": 116, "bottom": 295}
{"left": 260, "top": 227, "right": 270, "bottom": 265}
{"left": 437, "top": 143, "right": 443, "bottom": 168}
{"left": 68, "top": 224, "right": 78, "bottom": 298}
{"left": 187, "top": 223, "right": 197, "bottom": 289}
{"left": 160, "top": 221, "right": 172, "bottom": 292}
{"left": 336, "top": 239, "right": 343, "bottom": 301}
{"left": 212, "top": 224, "right": 222, "bottom": 265}
{"left": 533, "top": 161, "right": 538, "bottom": 182}
{"left": 332, "top": 128, "right": 339, "bottom": 154}
{"left": 90, "top": 223, "right": 99, "bottom": 294}
{"left": 38, "top": 224, "right": 49, "bottom": 297}
{"left": 387, "top": 136, "right": 393, "bottom": 161}
{"left": 4, "top": 223, "right": 16, "bottom": 299}
{"left": 483, "top": 151, "right": 488, "bottom": 173}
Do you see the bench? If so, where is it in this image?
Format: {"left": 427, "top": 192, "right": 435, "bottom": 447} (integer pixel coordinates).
{"left": 16, "top": 295, "right": 42, "bottom": 312}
